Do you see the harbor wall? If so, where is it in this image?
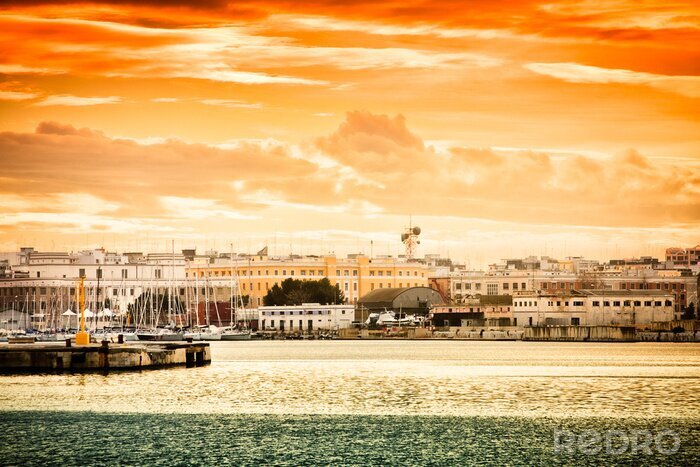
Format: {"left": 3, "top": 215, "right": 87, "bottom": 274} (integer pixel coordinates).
{"left": 523, "top": 325, "right": 636, "bottom": 342}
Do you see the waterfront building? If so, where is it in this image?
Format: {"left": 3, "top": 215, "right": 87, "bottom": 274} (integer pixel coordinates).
{"left": 432, "top": 256, "right": 698, "bottom": 320}
{"left": 187, "top": 251, "right": 430, "bottom": 307}
{"left": 429, "top": 295, "right": 512, "bottom": 327}
{"left": 0, "top": 247, "right": 238, "bottom": 329}
{"left": 258, "top": 303, "right": 355, "bottom": 332}
{"left": 511, "top": 290, "right": 675, "bottom": 327}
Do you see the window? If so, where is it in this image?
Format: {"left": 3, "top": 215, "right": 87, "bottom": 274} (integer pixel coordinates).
{"left": 571, "top": 317, "right": 580, "bottom": 326}
{"left": 387, "top": 271, "right": 392, "bottom": 276}
{"left": 370, "top": 271, "right": 375, "bottom": 276}
{"left": 344, "top": 270, "right": 349, "bottom": 276}
{"left": 155, "top": 269, "right": 162, "bottom": 279}
{"left": 378, "top": 271, "right": 383, "bottom": 277}
{"left": 487, "top": 284, "right": 498, "bottom": 295}
{"left": 113, "top": 288, "right": 118, "bottom": 296}
{"left": 503, "top": 283, "right": 509, "bottom": 290}
{"left": 644, "top": 301, "right": 652, "bottom": 307}
{"left": 592, "top": 301, "right": 600, "bottom": 307}
{"left": 79, "top": 268, "right": 85, "bottom": 278}
{"left": 465, "top": 283, "right": 471, "bottom": 290}
{"left": 573, "top": 301, "right": 584, "bottom": 307}
{"left": 604, "top": 301, "right": 610, "bottom": 307}
{"left": 654, "top": 301, "right": 661, "bottom": 306}
{"left": 475, "top": 283, "right": 481, "bottom": 290}
{"left": 665, "top": 300, "right": 672, "bottom": 306}
{"left": 353, "top": 270, "right": 358, "bottom": 276}
{"left": 521, "top": 282, "right": 526, "bottom": 290}
{"left": 336, "top": 270, "right": 340, "bottom": 276}
{"left": 513, "top": 283, "right": 518, "bottom": 290}
{"left": 121, "top": 269, "right": 128, "bottom": 279}
{"left": 301, "top": 270, "right": 306, "bottom": 276}
{"left": 634, "top": 301, "right": 641, "bottom": 306}
{"left": 97, "top": 269, "right": 103, "bottom": 279}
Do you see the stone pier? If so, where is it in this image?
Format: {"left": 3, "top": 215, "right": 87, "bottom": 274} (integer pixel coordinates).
{"left": 0, "top": 341, "right": 210, "bottom": 373}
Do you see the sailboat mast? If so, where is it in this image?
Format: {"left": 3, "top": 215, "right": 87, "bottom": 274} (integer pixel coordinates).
{"left": 230, "top": 243, "right": 234, "bottom": 327}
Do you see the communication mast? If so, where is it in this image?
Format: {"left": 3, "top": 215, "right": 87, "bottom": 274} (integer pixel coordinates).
{"left": 401, "top": 223, "right": 421, "bottom": 259}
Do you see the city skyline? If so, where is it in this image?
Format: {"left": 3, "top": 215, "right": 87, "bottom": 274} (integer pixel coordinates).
{"left": 1, "top": 1, "right": 699, "bottom": 266}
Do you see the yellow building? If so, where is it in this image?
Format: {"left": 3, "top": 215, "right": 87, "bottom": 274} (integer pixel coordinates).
{"left": 186, "top": 254, "right": 430, "bottom": 307}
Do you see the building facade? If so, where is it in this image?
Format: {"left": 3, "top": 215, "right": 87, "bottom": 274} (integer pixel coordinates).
{"left": 258, "top": 303, "right": 355, "bottom": 332}
{"left": 512, "top": 290, "right": 675, "bottom": 327}
{"left": 187, "top": 253, "right": 430, "bottom": 307}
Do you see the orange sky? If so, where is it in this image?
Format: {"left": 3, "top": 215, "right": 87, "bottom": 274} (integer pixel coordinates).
{"left": 0, "top": 0, "right": 698, "bottom": 265}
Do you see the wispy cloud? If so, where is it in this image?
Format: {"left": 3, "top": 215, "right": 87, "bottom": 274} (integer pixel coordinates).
{"left": 0, "top": 90, "right": 39, "bottom": 101}
{"left": 34, "top": 94, "right": 123, "bottom": 106}
{"left": 524, "top": 62, "right": 700, "bottom": 98}
{"left": 199, "top": 99, "right": 263, "bottom": 109}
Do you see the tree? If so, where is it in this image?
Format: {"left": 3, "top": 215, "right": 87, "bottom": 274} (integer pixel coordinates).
{"left": 681, "top": 303, "right": 696, "bottom": 320}
{"left": 263, "top": 278, "right": 345, "bottom": 306}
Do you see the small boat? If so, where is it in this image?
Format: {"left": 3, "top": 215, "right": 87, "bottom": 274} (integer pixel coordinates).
{"left": 184, "top": 325, "right": 222, "bottom": 341}
{"left": 221, "top": 327, "right": 251, "bottom": 341}
{"left": 137, "top": 328, "right": 184, "bottom": 341}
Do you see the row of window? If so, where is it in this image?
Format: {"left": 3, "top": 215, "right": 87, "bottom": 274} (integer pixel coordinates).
{"left": 515, "top": 299, "right": 673, "bottom": 308}
{"left": 191, "top": 269, "right": 424, "bottom": 278}
{"left": 455, "top": 282, "right": 528, "bottom": 291}
{"left": 262, "top": 309, "right": 348, "bottom": 316}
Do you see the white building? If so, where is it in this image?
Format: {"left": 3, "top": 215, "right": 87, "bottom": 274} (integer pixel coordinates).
{"left": 258, "top": 303, "right": 355, "bottom": 332}
{"left": 512, "top": 290, "right": 675, "bottom": 327}
{"left": 0, "top": 248, "right": 240, "bottom": 329}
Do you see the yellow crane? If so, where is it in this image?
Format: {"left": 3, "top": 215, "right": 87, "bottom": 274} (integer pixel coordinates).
{"left": 75, "top": 276, "right": 90, "bottom": 345}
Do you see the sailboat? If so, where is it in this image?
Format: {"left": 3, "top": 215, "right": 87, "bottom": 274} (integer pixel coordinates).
{"left": 221, "top": 245, "right": 251, "bottom": 341}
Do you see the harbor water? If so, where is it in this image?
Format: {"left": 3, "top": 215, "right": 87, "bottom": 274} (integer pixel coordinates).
{"left": 1, "top": 341, "right": 700, "bottom": 464}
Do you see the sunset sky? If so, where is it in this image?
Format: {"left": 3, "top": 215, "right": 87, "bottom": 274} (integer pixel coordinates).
{"left": 1, "top": 0, "right": 698, "bottom": 266}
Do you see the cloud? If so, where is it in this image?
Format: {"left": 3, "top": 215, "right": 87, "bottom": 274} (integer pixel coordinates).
{"left": 35, "top": 121, "right": 100, "bottom": 136}
{"left": 199, "top": 99, "right": 263, "bottom": 109}
{"left": 524, "top": 62, "right": 700, "bottom": 98}
{"left": 0, "top": 113, "right": 698, "bottom": 249}
{"left": 0, "top": 64, "right": 64, "bottom": 74}
{"left": 0, "top": 90, "right": 39, "bottom": 101}
{"left": 34, "top": 94, "right": 123, "bottom": 106}
{"left": 311, "top": 111, "right": 700, "bottom": 227}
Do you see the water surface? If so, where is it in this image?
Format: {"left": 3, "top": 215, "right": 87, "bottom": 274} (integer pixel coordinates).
{"left": 1, "top": 341, "right": 699, "bottom": 465}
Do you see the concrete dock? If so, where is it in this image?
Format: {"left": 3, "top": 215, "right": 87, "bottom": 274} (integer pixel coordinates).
{"left": 0, "top": 341, "right": 210, "bottom": 373}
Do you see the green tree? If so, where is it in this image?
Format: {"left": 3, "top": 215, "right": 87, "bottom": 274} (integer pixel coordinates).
{"left": 263, "top": 277, "right": 345, "bottom": 306}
